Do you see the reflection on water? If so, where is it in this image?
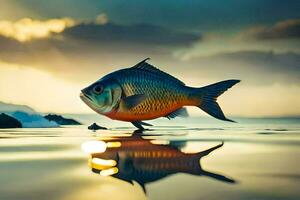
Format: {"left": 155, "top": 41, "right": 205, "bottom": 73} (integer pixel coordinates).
{"left": 1, "top": 120, "right": 300, "bottom": 200}
{"left": 82, "top": 131, "right": 235, "bottom": 193}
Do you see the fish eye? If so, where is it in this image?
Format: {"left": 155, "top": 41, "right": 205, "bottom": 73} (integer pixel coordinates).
{"left": 93, "top": 85, "right": 103, "bottom": 94}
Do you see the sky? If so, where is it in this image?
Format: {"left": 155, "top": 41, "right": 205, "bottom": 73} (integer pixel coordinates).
{"left": 0, "top": 0, "right": 299, "bottom": 116}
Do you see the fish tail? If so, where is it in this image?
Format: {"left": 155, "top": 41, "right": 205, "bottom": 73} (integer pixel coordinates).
{"left": 195, "top": 142, "right": 224, "bottom": 158}
{"left": 188, "top": 142, "right": 224, "bottom": 162}
{"left": 191, "top": 80, "right": 240, "bottom": 122}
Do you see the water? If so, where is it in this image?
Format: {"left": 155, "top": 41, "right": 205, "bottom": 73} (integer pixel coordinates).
{"left": 0, "top": 117, "right": 300, "bottom": 200}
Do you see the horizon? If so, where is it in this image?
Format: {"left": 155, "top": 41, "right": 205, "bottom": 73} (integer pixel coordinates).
{"left": 2, "top": 100, "right": 300, "bottom": 118}
{"left": 0, "top": 1, "right": 299, "bottom": 117}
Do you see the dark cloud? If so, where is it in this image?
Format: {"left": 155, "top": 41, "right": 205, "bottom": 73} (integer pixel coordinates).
{"left": 10, "top": 0, "right": 300, "bottom": 32}
{"left": 63, "top": 22, "right": 200, "bottom": 47}
{"left": 0, "top": 22, "right": 200, "bottom": 82}
{"left": 0, "top": 18, "right": 299, "bottom": 86}
{"left": 184, "top": 51, "right": 300, "bottom": 85}
{"left": 240, "top": 19, "right": 300, "bottom": 40}
{"left": 0, "top": 29, "right": 299, "bottom": 86}
{"left": 0, "top": 36, "right": 23, "bottom": 51}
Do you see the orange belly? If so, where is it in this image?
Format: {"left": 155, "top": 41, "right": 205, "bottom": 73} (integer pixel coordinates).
{"left": 104, "top": 99, "right": 196, "bottom": 122}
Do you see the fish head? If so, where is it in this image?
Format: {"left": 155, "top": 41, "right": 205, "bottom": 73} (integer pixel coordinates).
{"left": 80, "top": 79, "right": 122, "bottom": 114}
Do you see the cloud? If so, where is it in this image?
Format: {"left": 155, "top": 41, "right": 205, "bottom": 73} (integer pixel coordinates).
{"left": 0, "top": 15, "right": 200, "bottom": 54}
{"left": 95, "top": 13, "right": 109, "bottom": 25}
{"left": 239, "top": 18, "right": 300, "bottom": 40}
{"left": 182, "top": 50, "right": 300, "bottom": 85}
{"left": 0, "top": 17, "right": 75, "bottom": 42}
{"left": 9, "top": 0, "right": 300, "bottom": 33}
{"left": 0, "top": 29, "right": 299, "bottom": 86}
{"left": 0, "top": 17, "right": 201, "bottom": 81}
{"left": 63, "top": 22, "right": 200, "bottom": 47}
{"left": 0, "top": 16, "right": 298, "bottom": 87}
{"left": 0, "top": 14, "right": 200, "bottom": 46}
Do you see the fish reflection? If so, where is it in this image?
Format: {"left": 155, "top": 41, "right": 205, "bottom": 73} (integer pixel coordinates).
{"left": 83, "top": 133, "right": 235, "bottom": 193}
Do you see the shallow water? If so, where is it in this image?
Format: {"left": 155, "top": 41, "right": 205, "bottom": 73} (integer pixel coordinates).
{"left": 1, "top": 117, "right": 300, "bottom": 200}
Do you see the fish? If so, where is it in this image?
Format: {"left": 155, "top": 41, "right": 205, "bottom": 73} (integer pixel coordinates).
{"left": 87, "top": 133, "right": 235, "bottom": 193}
{"left": 80, "top": 58, "right": 240, "bottom": 129}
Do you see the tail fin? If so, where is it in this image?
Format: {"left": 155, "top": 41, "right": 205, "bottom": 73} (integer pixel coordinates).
{"left": 193, "top": 80, "right": 240, "bottom": 122}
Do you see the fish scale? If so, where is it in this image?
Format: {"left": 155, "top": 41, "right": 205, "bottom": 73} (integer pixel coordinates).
{"left": 116, "top": 69, "right": 189, "bottom": 117}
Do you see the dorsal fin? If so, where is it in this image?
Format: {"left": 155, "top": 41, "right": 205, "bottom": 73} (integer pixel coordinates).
{"left": 131, "top": 58, "right": 185, "bottom": 85}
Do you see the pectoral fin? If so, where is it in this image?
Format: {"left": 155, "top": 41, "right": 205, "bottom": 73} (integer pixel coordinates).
{"left": 122, "top": 94, "right": 147, "bottom": 110}
{"left": 165, "top": 107, "right": 189, "bottom": 119}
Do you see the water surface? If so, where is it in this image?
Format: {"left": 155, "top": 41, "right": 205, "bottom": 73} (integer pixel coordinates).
{"left": 0, "top": 117, "right": 300, "bottom": 200}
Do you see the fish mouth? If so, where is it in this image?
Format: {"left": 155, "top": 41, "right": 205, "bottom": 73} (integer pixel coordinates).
{"left": 80, "top": 92, "right": 103, "bottom": 114}
{"left": 80, "top": 92, "right": 93, "bottom": 103}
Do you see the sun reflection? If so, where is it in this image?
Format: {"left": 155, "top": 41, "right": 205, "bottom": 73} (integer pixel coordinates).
{"left": 100, "top": 167, "right": 119, "bottom": 176}
{"left": 91, "top": 158, "right": 117, "bottom": 168}
{"left": 106, "top": 141, "right": 122, "bottom": 148}
{"left": 81, "top": 141, "right": 107, "bottom": 153}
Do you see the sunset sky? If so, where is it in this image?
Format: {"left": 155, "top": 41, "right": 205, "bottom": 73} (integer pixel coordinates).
{"left": 0, "top": 0, "right": 299, "bottom": 116}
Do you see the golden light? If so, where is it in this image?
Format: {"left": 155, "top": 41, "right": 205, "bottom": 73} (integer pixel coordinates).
{"left": 106, "top": 141, "right": 122, "bottom": 148}
{"left": 0, "top": 62, "right": 90, "bottom": 114}
{"left": 150, "top": 140, "right": 170, "bottom": 145}
{"left": 89, "top": 158, "right": 117, "bottom": 170}
{"left": 0, "top": 17, "right": 75, "bottom": 42}
{"left": 100, "top": 167, "right": 119, "bottom": 176}
{"left": 81, "top": 141, "right": 107, "bottom": 153}
{"left": 92, "top": 158, "right": 117, "bottom": 167}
